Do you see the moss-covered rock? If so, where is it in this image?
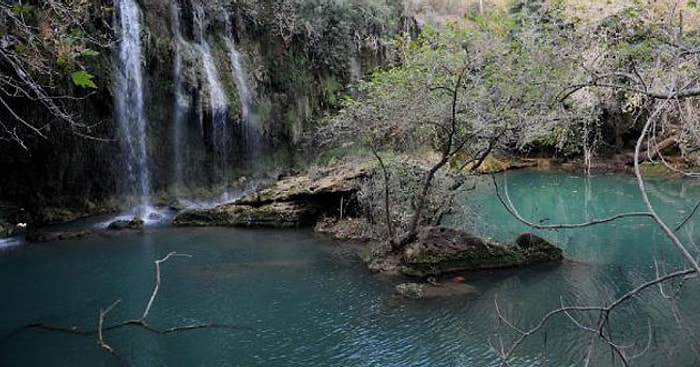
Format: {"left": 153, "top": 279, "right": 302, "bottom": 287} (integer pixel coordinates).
{"left": 25, "top": 229, "right": 93, "bottom": 243}
{"left": 515, "top": 232, "right": 564, "bottom": 263}
{"left": 236, "top": 163, "right": 369, "bottom": 205}
{"left": 0, "top": 222, "right": 10, "bottom": 238}
{"left": 401, "top": 227, "right": 562, "bottom": 277}
{"left": 107, "top": 218, "right": 145, "bottom": 230}
{"left": 174, "top": 163, "right": 369, "bottom": 228}
{"left": 173, "top": 202, "right": 315, "bottom": 228}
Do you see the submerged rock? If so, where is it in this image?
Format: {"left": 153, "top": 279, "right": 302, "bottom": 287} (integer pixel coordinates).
{"left": 395, "top": 281, "right": 479, "bottom": 299}
{"left": 396, "top": 283, "right": 424, "bottom": 299}
{"left": 401, "top": 227, "right": 562, "bottom": 277}
{"left": 107, "top": 217, "right": 145, "bottom": 230}
{"left": 26, "top": 229, "right": 93, "bottom": 243}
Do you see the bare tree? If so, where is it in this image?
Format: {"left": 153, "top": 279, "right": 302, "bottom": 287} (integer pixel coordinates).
{"left": 490, "top": 5, "right": 700, "bottom": 365}
{"left": 0, "top": 1, "right": 113, "bottom": 149}
{"left": 316, "top": 20, "right": 586, "bottom": 251}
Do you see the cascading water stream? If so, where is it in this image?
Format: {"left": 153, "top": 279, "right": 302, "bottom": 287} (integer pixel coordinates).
{"left": 193, "top": 3, "right": 229, "bottom": 160}
{"left": 170, "top": 2, "right": 186, "bottom": 191}
{"left": 224, "top": 18, "right": 260, "bottom": 159}
{"left": 115, "top": 0, "right": 151, "bottom": 217}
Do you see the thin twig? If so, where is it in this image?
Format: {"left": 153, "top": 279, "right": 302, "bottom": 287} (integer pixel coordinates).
{"left": 496, "top": 268, "right": 696, "bottom": 365}
{"left": 97, "top": 299, "right": 121, "bottom": 356}
{"left": 141, "top": 252, "right": 192, "bottom": 321}
{"left": 674, "top": 201, "right": 700, "bottom": 232}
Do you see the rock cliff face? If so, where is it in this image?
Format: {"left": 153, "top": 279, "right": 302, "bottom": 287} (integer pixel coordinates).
{"left": 0, "top": 0, "right": 402, "bottom": 224}
{"left": 174, "top": 163, "right": 368, "bottom": 228}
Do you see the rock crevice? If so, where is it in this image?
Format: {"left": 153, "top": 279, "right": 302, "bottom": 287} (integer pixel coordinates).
{"left": 173, "top": 164, "right": 368, "bottom": 228}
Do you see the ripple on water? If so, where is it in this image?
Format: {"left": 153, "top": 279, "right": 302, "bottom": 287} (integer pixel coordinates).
{"left": 1, "top": 172, "right": 700, "bottom": 367}
{"left": 0, "top": 236, "right": 22, "bottom": 251}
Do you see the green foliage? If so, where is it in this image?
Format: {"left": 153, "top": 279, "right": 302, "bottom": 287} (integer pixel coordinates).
{"left": 263, "top": 0, "right": 400, "bottom": 75}
{"left": 320, "top": 76, "right": 341, "bottom": 107}
{"left": 319, "top": 14, "right": 586, "bottom": 158}
{"left": 508, "top": 0, "right": 543, "bottom": 15}
{"left": 11, "top": 4, "right": 33, "bottom": 15}
{"left": 71, "top": 70, "right": 97, "bottom": 89}
{"left": 78, "top": 48, "right": 100, "bottom": 58}
{"left": 0, "top": 0, "right": 113, "bottom": 146}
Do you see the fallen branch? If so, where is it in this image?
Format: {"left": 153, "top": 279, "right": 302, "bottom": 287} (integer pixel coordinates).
{"left": 97, "top": 299, "right": 121, "bottom": 356}
{"left": 1, "top": 252, "right": 253, "bottom": 356}
{"left": 141, "top": 252, "right": 191, "bottom": 321}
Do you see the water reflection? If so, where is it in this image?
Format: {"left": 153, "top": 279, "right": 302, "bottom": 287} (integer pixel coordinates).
{"left": 0, "top": 171, "right": 699, "bottom": 366}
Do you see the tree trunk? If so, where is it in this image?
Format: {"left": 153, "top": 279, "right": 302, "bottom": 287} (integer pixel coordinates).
{"left": 394, "top": 155, "right": 450, "bottom": 249}
{"left": 639, "top": 133, "right": 680, "bottom": 161}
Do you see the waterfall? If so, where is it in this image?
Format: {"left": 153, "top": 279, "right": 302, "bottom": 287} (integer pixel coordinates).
{"left": 193, "top": 3, "right": 229, "bottom": 158}
{"left": 115, "top": 0, "right": 151, "bottom": 216}
{"left": 224, "top": 19, "right": 260, "bottom": 158}
{"left": 349, "top": 56, "right": 362, "bottom": 81}
{"left": 171, "top": 2, "right": 186, "bottom": 191}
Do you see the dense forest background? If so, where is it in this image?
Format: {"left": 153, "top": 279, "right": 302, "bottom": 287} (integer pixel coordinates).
{"left": 1, "top": 0, "right": 699, "bottom": 227}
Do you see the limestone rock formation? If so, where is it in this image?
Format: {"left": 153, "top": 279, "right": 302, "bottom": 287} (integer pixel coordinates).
{"left": 174, "top": 164, "right": 368, "bottom": 228}
{"left": 401, "top": 227, "right": 562, "bottom": 277}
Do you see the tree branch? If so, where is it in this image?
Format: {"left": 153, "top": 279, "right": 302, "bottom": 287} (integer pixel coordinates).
{"left": 0, "top": 253, "right": 251, "bottom": 357}
{"left": 491, "top": 175, "right": 653, "bottom": 230}
{"left": 633, "top": 101, "right": 700, "bottom": 276}
{"left": 97, "top": 299, "right": 121, "bottom": 356}
{"left": 497, "top": 268, "right": 697, "bottom": 366}
{"left": 141, "top": 252, "right": 192, "bottom": 321}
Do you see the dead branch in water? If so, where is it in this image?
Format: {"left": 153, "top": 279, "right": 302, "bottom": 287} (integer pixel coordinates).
{"left": 1, "top": 252, "right": 252, "bottom": 357}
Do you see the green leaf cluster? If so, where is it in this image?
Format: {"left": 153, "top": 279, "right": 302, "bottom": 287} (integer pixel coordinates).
{"left": 70, "top": 70, "right": 97, "bottom": 89}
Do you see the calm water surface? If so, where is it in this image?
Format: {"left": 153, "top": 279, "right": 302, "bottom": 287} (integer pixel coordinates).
{"left": 1, "top": 170, "right": 699, "bottom": 366}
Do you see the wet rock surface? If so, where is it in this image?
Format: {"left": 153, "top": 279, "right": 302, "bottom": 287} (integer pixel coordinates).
{"left": 173, "top": 202, "right": 316, "bottom": 228}
{"left": 174, "top": 164, "right": 368, "bottom": 228}
{"left": 25, "top": 229, "right": 93, "bottom": 243}
{"left": 395, "top": 281, "right": 479, "bottom": 299}
{"left": 401, "top": 227, "right": 563, "bottom": 277}
{"left": 107, "top": 218, "right": 145, "bottom": 230}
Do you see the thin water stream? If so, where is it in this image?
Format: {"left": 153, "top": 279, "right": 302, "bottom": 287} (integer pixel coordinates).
{"left": 193, "top": 3, "right": 229, "bottom": 159}
{"left": 171, "top": 2, "right": 186, "bottom": 191}
{"left": 1, "top": 171, "right": 699, "bottom": 366}
{"left": 224, "top": 18, "right": 261, "bottom": 161}
{"left": 115, "top": 0, "right": 151, "bottom": 216}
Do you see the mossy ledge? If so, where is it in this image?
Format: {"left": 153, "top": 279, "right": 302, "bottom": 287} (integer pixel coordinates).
{"left": 397, "top": 227, "right": 563, "bottom": 277}
{"left": 173, "top": 164, "right": 369, "bottom": 228}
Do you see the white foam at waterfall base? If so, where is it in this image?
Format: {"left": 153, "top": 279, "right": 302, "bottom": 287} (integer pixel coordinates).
{"left": 173, "top": 178, "right": 263, "bottom": 210}
{"left": 96, "top": 206, "right": 173, "bottom": 229}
